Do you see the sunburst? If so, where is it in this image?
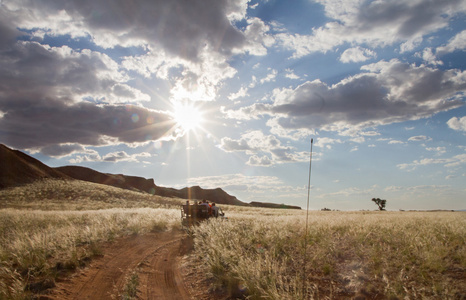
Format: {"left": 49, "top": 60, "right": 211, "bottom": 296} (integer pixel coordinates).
{"left": 173, "top": 102, "right": 204, "bottom": 133}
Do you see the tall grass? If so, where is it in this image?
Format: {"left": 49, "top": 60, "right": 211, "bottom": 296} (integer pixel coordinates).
{"left": 0, "top": 208, "right": 181, "bottom": 299}
{"left": 0, "top": 179, "right": 185, "bottom": 298}
{"left": 2, "top": 180, "right": 464, "bottom": 299}
{"left": 0, "top": 179, "right": 184, "bottom": 210}
{"left": 192, "top": 210, "right": 466, "bottom": 299}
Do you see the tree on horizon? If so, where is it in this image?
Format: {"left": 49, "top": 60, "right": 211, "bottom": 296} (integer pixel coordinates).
{"left": 372, "top": 198, "right": 387, "bottom": 211}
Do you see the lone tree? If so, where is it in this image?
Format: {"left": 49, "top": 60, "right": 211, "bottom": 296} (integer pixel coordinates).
{"left": 372, "top": 198, "right": 387, "bottom": 211}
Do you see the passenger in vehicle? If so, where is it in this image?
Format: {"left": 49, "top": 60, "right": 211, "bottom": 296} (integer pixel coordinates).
{"left": 199, "top": 200, "right": 210, "bottom": 217}
{"left": 211, "top": 203, "right": 219, "bottom": 218}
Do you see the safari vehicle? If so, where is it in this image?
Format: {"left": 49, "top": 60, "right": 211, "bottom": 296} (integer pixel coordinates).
{"left": 181, "top": 201, "right": 225, "bottom": 229}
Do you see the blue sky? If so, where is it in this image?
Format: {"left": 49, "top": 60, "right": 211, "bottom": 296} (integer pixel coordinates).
{"left": 1, "top": 0, "right": 465, "bottom": 210}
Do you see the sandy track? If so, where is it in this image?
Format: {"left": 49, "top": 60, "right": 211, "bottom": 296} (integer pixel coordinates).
{"left": 45, "top": 230, "right": 198, "bottom": 300}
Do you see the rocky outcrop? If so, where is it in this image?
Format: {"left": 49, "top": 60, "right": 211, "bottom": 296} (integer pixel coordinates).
{"left": 178, "top": 186, "right": 248, "bottom": 206}
{"left": 55, "top": 166, "right": 247, "bottom": 205}
{"left": 0, "top": 144, "right": 68, "bottom": 188}
{"left": 55, "top": 166, "right": 156, "bottom": 193}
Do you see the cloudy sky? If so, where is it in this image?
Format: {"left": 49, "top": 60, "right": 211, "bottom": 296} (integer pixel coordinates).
{"left": 1, "top": 0, "right": 465, "bottom": 210}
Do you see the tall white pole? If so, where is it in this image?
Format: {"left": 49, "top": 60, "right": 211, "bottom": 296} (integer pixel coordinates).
{"left": 302, "top": 138, "right": 313, "bottom": 299}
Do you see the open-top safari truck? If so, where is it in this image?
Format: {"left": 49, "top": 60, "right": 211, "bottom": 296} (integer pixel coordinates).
{"left": 181, "top": 201, "right": 225, "bottom": 229}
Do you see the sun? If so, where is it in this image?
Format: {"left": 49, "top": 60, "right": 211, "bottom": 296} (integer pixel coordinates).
{"left": 173, "top": 102, "right": 204, "bottom": 132}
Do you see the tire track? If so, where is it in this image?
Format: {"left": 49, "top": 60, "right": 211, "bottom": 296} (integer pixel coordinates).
{"left": 45, "top": 231, "right": 192, "bottom": 300}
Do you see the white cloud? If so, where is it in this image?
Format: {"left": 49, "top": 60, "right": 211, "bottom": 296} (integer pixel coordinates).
{"left": 285, "top": 68, "right": 300, "bottom": 80}
{"left": 350, "top": 136, "right": 365, "bottom": 143}
{"left": 260, "top": 69, "right": 278, "bottom": 84}
{"left": 121, "top": 52, "right": 179, "bottom": 80}
{"left": 221, "top": 103, "right": 267, "bottom": 120}
{"left": 169, "top": 50, "right": 238, "bottom": 102}
{"left": 361, "top": 131, "right": 380, "bottom": 136}
{"left": 249, "top": 3, "right": 259, "bottom": 9}
{"left": 0, "top": 42, "right": 146, "bottom": 105}
{"left": 239, "top": 17, "right": 275, "bottom": 56}
{"left": 183, "top": 173, "right": 303, "bottom": 203}
{"left": 37, "top": 143, "right": 95, "bottom": 158}
{"left": 225, "top": 59, "right": 466, "bottom": 136}
{"left": 186, "top": 173, "right": 284, "bottom": 191}
{"left": 123, "top": 47, "right": 238, "bottom": 103}
{"left": 416, "top": 48, "right": 443, "bottom": 66}
{"left": 388, "top": 140, "right": 404, "bottom": 144}
{"left": 0, "top": 0, "right": 273, "bottom": 114}
{"left": 426, "top": 147, "right": 446, "bottom": 155}
{"left": 397, "top": 154, "right": 466, "bottom": 171}
{"left": 0, "top": 38, "right": 184, "bottom": 152}
{"left": 249, "top": 75, "right": 258, "bottom": 88}
{"left": 70, "top": 150, "right": 151, "bottom": 163}
{"left": 228, "top": 87, "right": 249, "bottom": 101}
{"left": 69, "top": 151, "right": 101, "bottom": 164}
{"left": 278, "top": 0, "right": 466, "bottom": 58}
{"left": 248, "top": 155, "right": 273, "bottom": 166}
{"left": 437, "top": 30, "right": 466, "bottom": 55}
{"left": 315, "top": 137, "right": 342, "bottom": 149}
{"left": 219, "top": 130, "right": 309, "bottom": 166}
{"left": 103, "top": 151, "right": 151, "bottom": 162}
{"left": 340, "top": 47, "right": 376, "bottom": 63}
{"left": 400, "top": 36, "right": 423, "bottom": 53}
{"left": 447, "top": 116, "right": 466, "bottom": 132}
{"left": 7, "top": 0, "right": 250, "bottom": 61}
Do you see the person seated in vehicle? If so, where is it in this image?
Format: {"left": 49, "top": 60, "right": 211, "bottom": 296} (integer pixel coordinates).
{"left": 211, "top": 202, "right": 219, "bottom": 218}
{"left": 199, "top": 200, "right": 210, "bottom": 217}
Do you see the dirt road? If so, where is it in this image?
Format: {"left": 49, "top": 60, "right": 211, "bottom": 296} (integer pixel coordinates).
{"left": 45, "top": 230, "right": 209, "bottom": 300}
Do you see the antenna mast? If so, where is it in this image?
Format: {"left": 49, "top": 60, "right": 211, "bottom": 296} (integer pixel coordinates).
{"left": 302, "top": 138, "right": 313, "bottom": 299}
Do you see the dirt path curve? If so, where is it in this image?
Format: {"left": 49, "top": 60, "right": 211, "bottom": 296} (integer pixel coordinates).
{"left": 45, "top": 230, "right": 201, "bottom": 300}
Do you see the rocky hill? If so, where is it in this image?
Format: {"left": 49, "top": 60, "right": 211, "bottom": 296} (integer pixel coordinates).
{"left": 55, "top": 166, "right": 157, "bottom": 193}
{"left": 0, "top": 144, "right": 300, "bottom": 209}
{"left": 0, "top": 144, "right": 69, "bottom": 188}
{"left": 56, "top": 165, "right": 248, "bottom": 206}
{"left": 177, "top": 186, "right": 246, "bottom": 206}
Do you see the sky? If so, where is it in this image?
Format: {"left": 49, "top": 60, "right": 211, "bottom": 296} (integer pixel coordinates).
{"left": 0, "top": 0, "right": 465, "bottom": 210}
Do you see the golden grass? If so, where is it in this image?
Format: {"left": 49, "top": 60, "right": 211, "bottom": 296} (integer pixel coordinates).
{"left": 0, "top": 179, "right": 184, "bottom": 299}
{"left": 1, "top": 180, "right": 464, "bottom": 299}
{"left": 0, "top": 179, "right": 184, "bottom": 210}
{"left": 192, "top": 210, "right": 466, "bottom": 299}
{"left": 0, "top": 208, "right": 181, "bottom": 299}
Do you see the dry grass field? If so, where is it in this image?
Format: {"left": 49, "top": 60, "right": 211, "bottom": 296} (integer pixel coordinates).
{"left": 0, "top": 179, "right": 465, "bottom": 299}
{"left": 0, "top": 179, "right": 185, "bottom": 210}
{"left": 192, "top": 208, "right": 465, "bottom": 299}
{"left": 0, "top": 179, "right": 184, "bottom": 299}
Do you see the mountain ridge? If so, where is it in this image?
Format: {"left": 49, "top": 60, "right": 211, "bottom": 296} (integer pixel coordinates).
{"left": 0, "top": 144, "right": 300, "bottom": 209}
{"left": 55, "top": 165, "right": 248, "bottom": 206}
{"left": 0, "top": 144, "right": 70, "bottom": 188}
